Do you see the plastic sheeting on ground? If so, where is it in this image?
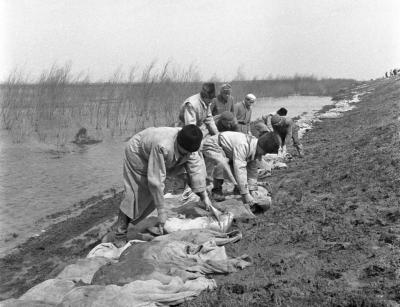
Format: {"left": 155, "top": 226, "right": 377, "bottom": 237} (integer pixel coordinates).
{"left": 56, "top": 256, "right": 112, "bottom": 284}
{"left": 1, "top": 231, "right": 249, "bottom": 307}
{"left": 60, "top": 276, "right": 216, "bottom": 307}
{"left": 92, "top": 239, "right": 250, "bottom": 286}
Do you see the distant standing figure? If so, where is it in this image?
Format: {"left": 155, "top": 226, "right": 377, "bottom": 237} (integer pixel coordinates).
{"left": 210, "top": 83, "right": 235, "bottom": 116}
{"left": 234, "top": 93, "right": 256, "bottom": 135}
{"left": 178, "top": 82, "right": 218, "bottom": 138}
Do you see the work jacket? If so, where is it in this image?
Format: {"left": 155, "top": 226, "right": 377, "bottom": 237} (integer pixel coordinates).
{"left": 178, "top": 93, "right": 218, "bottom": 137}
{"left": 210, "top": 94, "right": 235, "bottom": 116}
{"left": 233, "top": 101, "right": 252, "bottom": 134}
{"left": 120, "top": 127, "right": 206, "bottom": 220}
{"left": 202, "top": 131, "right": 258, "bottom": 194}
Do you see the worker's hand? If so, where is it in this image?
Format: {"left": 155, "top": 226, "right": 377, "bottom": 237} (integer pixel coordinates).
{"left": 242, "top": 193, "right": 255, "bottom": 206}
{"left": 158, "top": 223, "right": 165, "bottom": 235}
{"left": 157, "top": 208, "right": 168, "bottom": 235}
{"left": 203, "top": 194, "right": 212, "bottom": 212}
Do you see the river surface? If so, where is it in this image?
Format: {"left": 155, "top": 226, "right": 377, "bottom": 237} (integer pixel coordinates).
{"left": 0, "top": 95, "right": 332, "bottom": 256}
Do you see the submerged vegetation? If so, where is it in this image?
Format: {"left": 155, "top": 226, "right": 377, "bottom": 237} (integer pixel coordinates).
{"left": 0, "top": 63, "right": 356, "bottom": 145}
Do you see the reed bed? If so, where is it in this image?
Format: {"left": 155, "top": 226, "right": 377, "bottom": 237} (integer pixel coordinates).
{"left": 0, "top": 63, "right": 356, "bottom": 146}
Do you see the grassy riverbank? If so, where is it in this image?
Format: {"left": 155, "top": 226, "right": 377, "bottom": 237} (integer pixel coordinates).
{"left": 1, "top": 76, "right": 399, "bottom": 305}
{"left": 1, "top": 65, "right": 354, "bottom": 145}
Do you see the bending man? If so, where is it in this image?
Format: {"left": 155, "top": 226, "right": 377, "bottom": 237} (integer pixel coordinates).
{"left": 109, "top": 125, "right": 212, "bottom": 247}
{"left": 262, "top": 107, "right": 304, "bottom": 157}
{"left": 202, "top": 131, "right": 281, "bottom": 204}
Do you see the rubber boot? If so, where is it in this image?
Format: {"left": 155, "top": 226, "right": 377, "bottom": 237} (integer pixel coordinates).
{"left": 112, "top": 210, "right": 131, "bottom": 248}
{"left": 211, "top": 179, "right": 225, "bottom": 201}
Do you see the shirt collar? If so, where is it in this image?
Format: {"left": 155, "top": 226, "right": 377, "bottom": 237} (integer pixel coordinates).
{"left": 199, "top": 95, "right": 209, "bottom": 109}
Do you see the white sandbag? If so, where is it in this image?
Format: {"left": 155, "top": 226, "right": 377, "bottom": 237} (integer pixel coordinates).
{"left": 211, "top": 199, "right": 256, "bottom": 221}
{"left": 18, "top": 279, "right": 75, "bottom": 305}
{"left": 153, "top": 229, "right": 242, "bottom": 246}
{"left": 164, "top": 212, "right": 234, "bottom": 233}
{"left": 60, "top": 276, "right": 216, "bottom": 307}
{"left": 56, "top": 257, "right": 111, "bottom": 284}
{"left": 252, "top": 186, "right": 272, "bottom": 212}
{"left": 87, "top": 240, "right": 145, "bottom": 260}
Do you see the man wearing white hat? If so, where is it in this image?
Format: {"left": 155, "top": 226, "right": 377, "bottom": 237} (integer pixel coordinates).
{"left": 234, "top": 93, "right": 256, "bottom": 135}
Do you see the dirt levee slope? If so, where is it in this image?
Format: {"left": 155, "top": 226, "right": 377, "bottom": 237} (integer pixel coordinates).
{"left": 186, "top": 78, "right": 400, "bottom": 306}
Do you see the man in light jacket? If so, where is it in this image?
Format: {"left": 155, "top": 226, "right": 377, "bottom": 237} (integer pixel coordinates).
{"left": 202, "top": 131, "right": 281, "bottom": 203}
{"left": 178, "top": 82, "right": 219, "bottom": 138}
{"left": 108, "top": 125, "right": 213, "bottom": 247}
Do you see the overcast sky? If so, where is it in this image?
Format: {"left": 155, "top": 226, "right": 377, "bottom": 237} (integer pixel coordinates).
{"left": 1, "top": 0, "right": 399, "bottom": 82}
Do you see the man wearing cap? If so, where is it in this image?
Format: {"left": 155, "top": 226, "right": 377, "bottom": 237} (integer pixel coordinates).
{"left": 179, "top": 82, "right": 219, "bottom": 138}
{"left": 106, "top": 125, "right": 213, "bottom": 247}
{"left": 211, "top": 83, "right": 235, "bottom": 116}
{"left": 234, "top": 93, "right": 256, "bottom": 135}
{"left": 202, "top": 130, "right": 281, "bottom": 203}
{"left": 262, "top": 107, "right": 304, "bottom": 157}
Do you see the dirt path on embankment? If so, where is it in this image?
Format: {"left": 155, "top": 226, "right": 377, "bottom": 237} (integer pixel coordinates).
{"left": 186, "top": 77, "right": 400, "bottom": 306}
{"left": 1, "top": 77, "right": 399, "bottom": 306}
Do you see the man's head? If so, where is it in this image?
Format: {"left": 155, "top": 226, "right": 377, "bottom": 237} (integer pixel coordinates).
{"left": 219, "top": 83, "right": 232, "bottom": 100}
{"left": 277, "top": 107, "right": 288, "bottom": 116}
{"left": 254, "top": 121, "right": 269, "bottom": 137}
{"left": 217, "top": 111, "right": 237, "bottom": 131}
{"left": 177, "top": 124, "right": 203, "bottom": 153}
{"left": 244, "top": 93, "right": 256, "bottom": 108}
{"left": 200, "top": 82, "right": 216, "bottom": 104}
{"left": 256, "top": 131, "right": 281, "bottom": 158}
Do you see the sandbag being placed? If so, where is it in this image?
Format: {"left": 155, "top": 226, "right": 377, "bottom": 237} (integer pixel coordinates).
{"left": 211, "top": 199, "right": 256, "bottom": 221}
{"left": 251, "top": 186, "right": 272, "bottom": 212}
{"left": 163, "top": 212, "right": 234, "bottom": 233}
{"left": 152, "top": 229, "right": 242, "bottom": 246}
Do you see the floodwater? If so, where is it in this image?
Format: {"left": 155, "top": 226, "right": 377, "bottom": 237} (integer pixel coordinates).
{"left": 0, "top": 95, "right": 332, "bottom": 256}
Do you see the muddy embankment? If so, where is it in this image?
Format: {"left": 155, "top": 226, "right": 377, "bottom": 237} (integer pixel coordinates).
{"left": 186, "top": 77, "right": 400, "bottom": 306}
{"left": 1, "top": 77, "right": 399, "bottom": 306}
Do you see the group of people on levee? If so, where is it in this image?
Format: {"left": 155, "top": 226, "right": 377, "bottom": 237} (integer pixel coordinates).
{"left": 106, "top": 82, "right": 304, "bottom": 247}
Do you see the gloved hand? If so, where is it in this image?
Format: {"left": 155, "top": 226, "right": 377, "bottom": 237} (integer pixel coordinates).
{"left": 157, "top": 208, "right": 168, "bottom": 235}
{"left": 242, "top": 193, "right": 255, "bottom": 206}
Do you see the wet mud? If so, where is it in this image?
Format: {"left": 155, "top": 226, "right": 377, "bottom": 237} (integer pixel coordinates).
{"left": 1, "top": 77, "right": 400, "bottom": 306}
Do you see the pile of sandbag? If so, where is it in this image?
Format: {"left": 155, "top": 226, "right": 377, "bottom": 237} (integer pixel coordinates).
{"left": 0, "top": 229, "right": 250, "bottom": 307}
{"left": 0, "top": 184, "right": 276, "bottom": 306}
